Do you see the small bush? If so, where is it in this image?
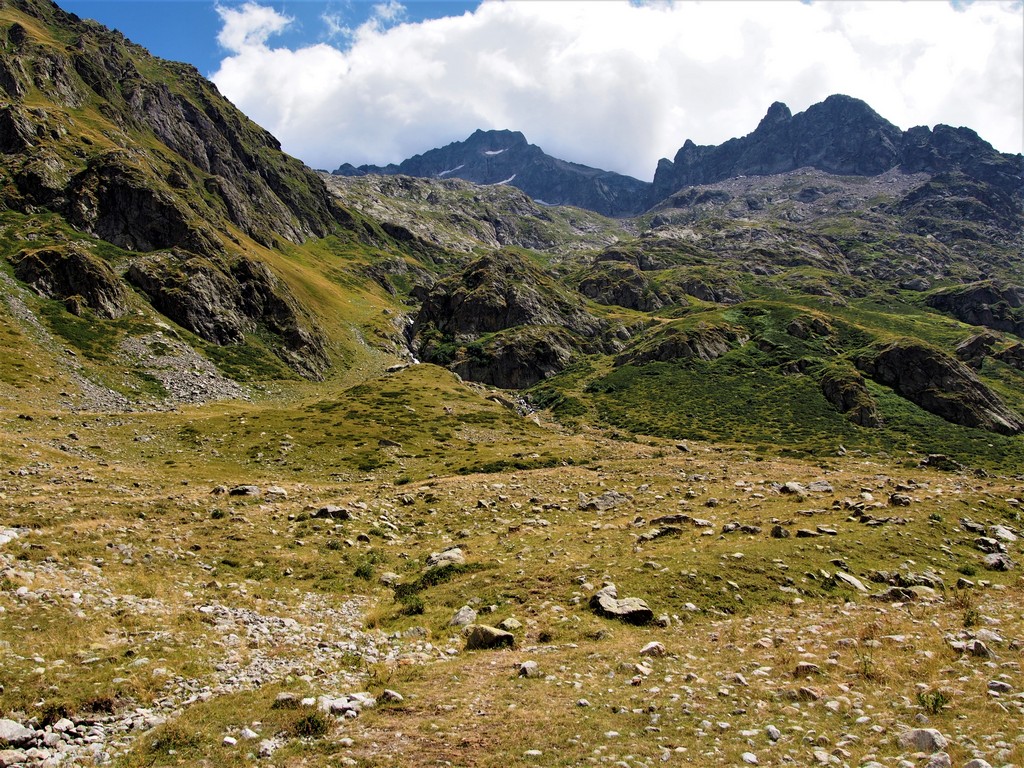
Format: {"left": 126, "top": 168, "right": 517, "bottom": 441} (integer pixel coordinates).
{"left": 292, "top": 711, "right": 332, "bottom": 738}
{"left": 957, "top": 563, "right": 977, "bottom": 577}
{"left": 917, "top": 689, "right": 951, "bottom": 715}
{"left": 354, "top": 562, "right": 374, "bottom": 580}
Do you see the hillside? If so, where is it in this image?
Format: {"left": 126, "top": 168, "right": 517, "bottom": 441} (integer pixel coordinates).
{"left": 0, "top": 2, "right": 1022, "bottom": 767}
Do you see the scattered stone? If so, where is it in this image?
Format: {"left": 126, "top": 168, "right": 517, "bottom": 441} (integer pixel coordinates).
{"left": 313, "top": 505, "right": 350, "bottom": 520}
{"left": 223, "top": 736, "right": 237, "bottom": 746}
{"left": 519, "top": 661, "right": 542, "bottom": 678}
{"left": 781, "top": 482, "right": 807, "bottom": 495}
{"left": 925, "top": 753, "right": 951, "bottom": 768}
{"left": 427, "top": 547, "right": 465, "bottom": 567}
{"left": 639, "top": 641, "right": 666, "bottom": 657}
{"left": 795, "top": 529, "right": 820, "bottom": 538}
{"left": 741, "top": 752, "right": 759, "bottom": 764}
{"left": 794, "top": 662, "right": 821, "bottom": 678}
{"left": 963, "top": 760, "right": 994, "bottom": 768}
{"left": 834, "top": 571, "right": 868, "bottom": 592}
{"left": 889, "top": 493, "right": 913, "bottom": 507}
{"left": 450, "top": 605, "right": 478, "bottom": 627}
{"left": 228, "top": 485, "right": 260, "bottom": 497}
{"left": 578, "top": 490, "right": 631, "bottom": 511}
{"left": 497, "top": 617, "right": 522, "bottom": 632}
{"left": 765, "top": 725, "right": 781, "bottom": 742}
{"left": 989, "top": 524, "right": 1017, "bottom": 542}
{"left": 897, "top": 728, "right": 948, "bottom": 753}
{"left": 770, "top": 524, "right": 790, "bottom": 539}
{"left": 380, "top": 689, "right": 404, "bottom": 703}
{"left": 464, "top": 624, "right": 514, "bottom": 650}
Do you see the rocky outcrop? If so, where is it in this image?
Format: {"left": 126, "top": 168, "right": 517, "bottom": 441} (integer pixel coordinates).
{"left": 450, "top": 326, "right": 578, "bottom": 389}
{"left": 819, "top": 366, "right": 880, "bottom": 427}
{"left": 994, "top": 343, "right": 1024, "bottom": 371}
{"left": 125, "top": 251, "right": 328, "bottom": 378}
{"left": 578, "top": 262, "right": 669, "bottom": 311}
{"left": 615, "top": 321, "right": 748, "bottom": 366}
{"left": 414, "top": 250, "right": 603, "bottom": 339}
{"left": 927, "top": 283, "right": 1024, "bottom": 338}
{"left": 955, "top": 333, "right": 998, "bottom": 369}
{"left": 412, "top": 250, "right": 604, "bottom": 387}
{"left": 9, "top": 244, "right": 130, "bottom": 318}
{"left": 335, "top": 129, "right": 650, "bottom": 217}
{"left": 856, "top": 340, "right": 1024, "bottom": 435}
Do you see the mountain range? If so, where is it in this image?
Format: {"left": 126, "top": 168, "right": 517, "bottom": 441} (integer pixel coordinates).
{"left": 1, "top": 0, "right": 1022, "bottom": 460}
{"left": 336, "top": 94, "right": 1022, "bottom": 219}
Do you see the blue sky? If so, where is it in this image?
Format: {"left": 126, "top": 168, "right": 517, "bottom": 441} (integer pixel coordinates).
{"left": 62, "top": 1, "right": 480, "bottom": 75}
{"left": 59, "top": 1, "right": 1024, "bottom": 179}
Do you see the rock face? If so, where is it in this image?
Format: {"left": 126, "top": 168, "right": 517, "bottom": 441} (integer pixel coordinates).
{"left": 927, "top": 283, "right": 1024, "bottom": 338}
{"left": 9, "top": 244, "right": 130, "bottom": 318}
{"left": 335, "top": 129, "right": 650, "bottom": 217}
{"left": 856, "top": 341, "right": 1024, "bottom": 435}
{"left": 578, "top": 262, "right": 671, "bottom": 312}
{"left": 652, "top": 94, "right": 1021, "bottom": 206}
{"left": 125, "top": 252, "right": 329, "bottom": 378}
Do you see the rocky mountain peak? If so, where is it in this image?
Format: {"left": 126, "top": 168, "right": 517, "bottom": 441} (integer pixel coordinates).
{"left": 756, "top": 101, "right": 793, "bottom": 131}
{"left": 335, "top": 129, "right": 650, "bottom": 217}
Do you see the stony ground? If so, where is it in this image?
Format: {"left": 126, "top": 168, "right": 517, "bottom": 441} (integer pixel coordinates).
{"left": 1, "top": 429, "right": 1021, "bottom": 768}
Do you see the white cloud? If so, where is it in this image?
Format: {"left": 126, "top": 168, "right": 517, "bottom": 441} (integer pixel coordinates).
{"left": 211, "top": 0, "right": 1024, "bottom": 181}
{"left": 215, "top": 2, "right": 291, "bottom": 52}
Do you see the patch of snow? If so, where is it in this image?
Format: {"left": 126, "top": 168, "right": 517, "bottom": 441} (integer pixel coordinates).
{"left": 436, "top": 164, "right": 465, "bottom": 178}
{"left": 487, "top": 174, "right": 516, "bottom": 186}
{"left": 534, "top": 199, "right": 553, "bottom": 206}
{"left": 483, "top": 148, "right": 507, "bottom": 156}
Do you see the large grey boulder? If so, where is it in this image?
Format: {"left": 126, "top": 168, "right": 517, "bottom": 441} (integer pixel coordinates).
{"left": 464, "top": 624, "right": 515, "bottom": 650}
{"left": 589, "top": 583, "right": 653, "bottom": 625}
{"left": 0, "top": 719, "right": 34, "bottom": 747}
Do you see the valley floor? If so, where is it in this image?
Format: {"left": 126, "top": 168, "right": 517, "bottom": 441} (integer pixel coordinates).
{"left": 1, "top": 413, "right": 1021, "bottom": 768}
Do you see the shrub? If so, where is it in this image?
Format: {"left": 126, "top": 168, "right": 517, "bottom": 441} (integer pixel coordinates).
{"left": 292, "top": 711, "right": 332, "bottom": 738}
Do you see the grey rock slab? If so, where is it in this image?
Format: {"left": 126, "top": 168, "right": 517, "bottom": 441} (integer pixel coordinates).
{"left": 589, "top": 583, "right": 654, "bottom": 625}
{"left": 897, "top": 728, "right": 948, "bottom": 753}
{"left": 450, "top": 605, "right": 478, "bottom": 627}
{"left": 0, "top": 719, "right": 35, "bottom": 747}
{"left": 464, "top": 624, "right": 514, "bottom": 650}
{"left": 835, "top": 571, "right": 868, "bottom": 592}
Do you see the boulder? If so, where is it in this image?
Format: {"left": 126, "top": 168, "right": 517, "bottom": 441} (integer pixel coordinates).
{"left": 450, "top": 605, "right": 478, "bottom": 627}
{"left": 426, "top": 547, "right": 464, "bottom": 567}
{"left": 589, "top": 583, "right": 653, "bottom": 625}
{"left": 897, "top": 728, "right": 948, "bottom": 753}
{"left": 464, "top": 624, "right": 514, "bottom": 650}
{"left": 0, "top": 719, "right": 34, "bottom": 747}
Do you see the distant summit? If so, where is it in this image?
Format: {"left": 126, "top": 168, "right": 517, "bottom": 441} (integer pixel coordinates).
{"left": 333, "top": 129, "right": 651, "bottom": 218}
{"left": 336, "top": 96, "right": 1021, "bottom": 218}
{"left": 652, "top": 94, "right": 1021, "bottom": 202}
